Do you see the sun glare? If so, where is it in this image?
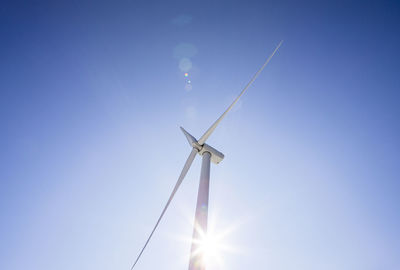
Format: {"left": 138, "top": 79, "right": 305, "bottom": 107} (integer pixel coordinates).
{"left": 188, "top": 222, "right": 239, "bottom": 268}
{"left": 202, "top": 234, "right": 225, "bottom": 267}
{"left": 172, "top": 206, "right": 245, "bottom": 268}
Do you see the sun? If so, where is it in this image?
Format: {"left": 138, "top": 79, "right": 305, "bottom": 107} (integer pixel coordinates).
{"left": 197, "top": 232, "right": 223, "bottom": 266}
{"left": 188, "top": 221, "right": 239, "bottom": 268}
{"left": 173, "top": 206, "right": 244, "bottom": 268}
{"left": 187, "top": 229, "right": 224, "bottom": 269}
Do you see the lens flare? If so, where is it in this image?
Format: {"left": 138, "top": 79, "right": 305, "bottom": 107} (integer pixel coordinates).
{"left": 179, "top": 58, "right": 192, "bottom": 72}
{"left": 184, "top": 73, "right": 189, "bottom": 77}
{"left": 185, "top": 84, "right": 193, "bottom": 91}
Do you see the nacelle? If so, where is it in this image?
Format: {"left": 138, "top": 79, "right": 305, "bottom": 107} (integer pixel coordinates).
{"left": 199, "top": 143, "right": 224, "bottom": 164}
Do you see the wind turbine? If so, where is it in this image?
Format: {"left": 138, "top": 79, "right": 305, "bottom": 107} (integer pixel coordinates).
{"left": 130, "top": 40, "right": 283, "bottom": 270}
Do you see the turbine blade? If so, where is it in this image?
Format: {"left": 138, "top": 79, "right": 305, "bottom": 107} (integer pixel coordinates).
{"left": 197, "top": 40, "right": 283, "bottom": 145}
{"left": 130, "top": 148, "right": 198, "bottom": 269}
{"left": 180, "top": 127, "right": 197, "bottom": 146}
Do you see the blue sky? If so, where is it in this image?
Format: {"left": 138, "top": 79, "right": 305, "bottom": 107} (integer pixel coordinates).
{"left": 1, "top": 1, "right": 399, "bottom": 269}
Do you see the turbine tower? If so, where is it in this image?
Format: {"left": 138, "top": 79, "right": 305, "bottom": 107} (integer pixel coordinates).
{"left": 130, "top": 41, "right": 283, "bottom": 270}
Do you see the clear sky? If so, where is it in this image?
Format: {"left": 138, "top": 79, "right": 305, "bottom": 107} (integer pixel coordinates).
{"left": 1, "top": 1, "right": 399, "bottom": 269}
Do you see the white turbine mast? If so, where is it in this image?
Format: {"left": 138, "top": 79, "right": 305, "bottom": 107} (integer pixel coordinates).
{"left": 130, "top": 40, "right": 283, "bottom": 270}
